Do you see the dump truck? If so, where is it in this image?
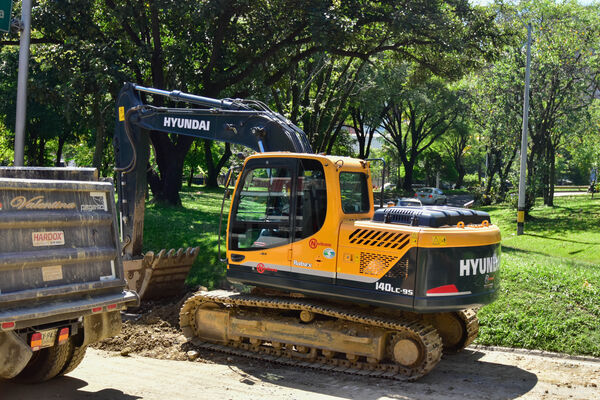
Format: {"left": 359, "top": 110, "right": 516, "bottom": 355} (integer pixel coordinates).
{"left": 115, "top": 83, "right": 500, "bottom": 380}
{"left": 0, "top": 167, "right": 139, "bottom": 383}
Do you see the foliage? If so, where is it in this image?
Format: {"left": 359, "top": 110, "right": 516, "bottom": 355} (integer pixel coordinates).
{"left": 5, "top": 0, "right": 506, "bottom": 204}
{"left": 480, "top": 1, "right": 600, "bottom": 208}
{"left": 378, "top": 67, "right": 466, "bottom": 190}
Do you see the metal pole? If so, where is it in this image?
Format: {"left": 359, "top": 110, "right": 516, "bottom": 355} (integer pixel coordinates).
{"left": 13, "top": 0, "right": 32, "bottom": 166}
{"left": 517, "top": 23, "right": 532, "bottom": 235}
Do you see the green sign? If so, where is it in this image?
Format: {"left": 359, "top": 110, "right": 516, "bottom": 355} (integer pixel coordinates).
{"left": 0, "top": 0, "right": 12, "bottom": 33}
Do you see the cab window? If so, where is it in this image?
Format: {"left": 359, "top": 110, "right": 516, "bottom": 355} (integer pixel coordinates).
{"left": 229, "top": 166, "right": 292, "bottom": 250}
{"left": 340, "top": 172, "right": 370, "bottom": 213}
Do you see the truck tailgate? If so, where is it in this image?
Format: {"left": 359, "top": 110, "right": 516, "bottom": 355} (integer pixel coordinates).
{"left": 0, "top": 177, "right": 136, "bottom": 324}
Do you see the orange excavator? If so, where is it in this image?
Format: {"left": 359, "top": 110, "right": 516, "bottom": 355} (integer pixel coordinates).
{"left": 114, "top": 83, "right": 500, "bottom": 379}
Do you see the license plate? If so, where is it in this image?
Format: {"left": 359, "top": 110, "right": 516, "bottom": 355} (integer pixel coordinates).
{"left": 40, "top": 328, "right": 58, "bottom": 348}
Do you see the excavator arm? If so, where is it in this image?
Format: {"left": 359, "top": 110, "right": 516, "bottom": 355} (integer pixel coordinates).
{"left": 113, "top": 83, "right": 312, "bottom": 299}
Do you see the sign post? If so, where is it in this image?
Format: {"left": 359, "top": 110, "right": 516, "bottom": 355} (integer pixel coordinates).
{"left": 14, "top": 0, "right": 31, "bottom": 166}
{"left": 517, "top": 23, "right": 532, "bottom": 235}
{"left": 0, "top": 0, "right": 13, "bottom": 33}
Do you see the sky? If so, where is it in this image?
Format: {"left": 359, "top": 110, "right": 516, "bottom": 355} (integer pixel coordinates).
{"left": 470, "top": 0, "right": 596, "bottom": 5}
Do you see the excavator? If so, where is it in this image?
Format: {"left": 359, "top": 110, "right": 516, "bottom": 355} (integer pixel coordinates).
{"left": 114, "top": 83, "right": 501, "bottom": 380}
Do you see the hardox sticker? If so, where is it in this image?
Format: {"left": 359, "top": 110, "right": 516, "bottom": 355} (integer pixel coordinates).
{"left": 32, "top": 231, "right": 65, "bottom": 247}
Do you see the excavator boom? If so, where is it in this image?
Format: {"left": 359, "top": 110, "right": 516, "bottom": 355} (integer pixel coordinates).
{"left": 113, "top": 83, "right": 312, "bottom": 299}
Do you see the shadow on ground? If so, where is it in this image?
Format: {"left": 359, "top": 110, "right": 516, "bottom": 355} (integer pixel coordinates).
{"left": 227, "top": 348, "right": 538, "bottom": 400}
{"left": 0, "top": 376, "right": 141, "bottom": 400}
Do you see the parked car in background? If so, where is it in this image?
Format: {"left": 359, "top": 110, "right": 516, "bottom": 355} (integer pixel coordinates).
{"left": 397, "top": 197, "right": 422, "bottom": 207}
{"left": 415, "top": 187, "right": 447, "bottom": 205}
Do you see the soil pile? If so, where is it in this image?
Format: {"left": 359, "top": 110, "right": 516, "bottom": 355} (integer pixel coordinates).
{"left": 92, "top": 292, "right": 200, "bottom": 361}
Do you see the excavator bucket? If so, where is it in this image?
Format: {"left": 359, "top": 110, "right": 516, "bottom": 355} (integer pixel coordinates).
{"left": 123, "top": 247, "right": 199, "bottom": 301}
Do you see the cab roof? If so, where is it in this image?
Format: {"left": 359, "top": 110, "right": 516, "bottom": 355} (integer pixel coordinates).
{"left": 244, "top": 152, "right": 369, "bottom": 170}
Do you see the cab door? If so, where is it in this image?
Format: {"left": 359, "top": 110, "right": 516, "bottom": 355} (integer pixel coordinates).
{"left": 227, "top": 157, "right": 295, "bottom": 280}
{"left": 289, "top": 158, "right": 336, "bottom": 284}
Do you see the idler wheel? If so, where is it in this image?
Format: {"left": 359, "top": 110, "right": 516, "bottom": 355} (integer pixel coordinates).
{"left": 425, "top": 312, "right": 468, "bottom": 352}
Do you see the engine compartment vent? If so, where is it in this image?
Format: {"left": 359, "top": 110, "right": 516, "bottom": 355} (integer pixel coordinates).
{"left": 372, "top": 206, "right": 491, "bottom": 228}
{"left": 348, "top": 229, "right": 410, "bottom": 249}
{"left": 359, "top": 252, "right": 399, "bottom": 276}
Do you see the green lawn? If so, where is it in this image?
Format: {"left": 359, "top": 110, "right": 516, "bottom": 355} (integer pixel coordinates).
{"left": 143, "top": 186, "right": 230, "bottom": 289}
{"left": 479, "top": 195, "right": 600, "bottom": 356}
{"left": 143, "top": 187, "right": 600, "bottom": 356}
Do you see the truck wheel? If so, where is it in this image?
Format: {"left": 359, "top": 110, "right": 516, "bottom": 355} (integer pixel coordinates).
{"left": 14, "top": 341, "right": 72, "bottom": 383}
{"left": 59, "top": 343, "right": 88, "bottom": 376}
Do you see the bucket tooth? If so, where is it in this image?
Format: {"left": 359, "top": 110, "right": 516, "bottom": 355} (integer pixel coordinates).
{"left": 123, "top": 246, "right": 200, "bottom": 301}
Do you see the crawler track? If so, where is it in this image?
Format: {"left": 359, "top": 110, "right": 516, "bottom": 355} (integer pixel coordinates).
{"left": 180, "top": 291, "right": 443, "bottom": 380}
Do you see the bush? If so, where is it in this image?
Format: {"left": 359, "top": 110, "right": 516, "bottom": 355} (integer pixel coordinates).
{"left": 463, "top": 173, "right": 481, "bottom": 190}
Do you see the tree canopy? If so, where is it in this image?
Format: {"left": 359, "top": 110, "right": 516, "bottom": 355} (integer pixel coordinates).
{"left": 0, "top": 0, "right": 597, "bottom": 210}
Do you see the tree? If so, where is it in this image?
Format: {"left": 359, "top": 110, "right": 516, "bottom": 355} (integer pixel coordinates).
{"left": 467, "top": 54, "right": 523, "bottom": 203}
{"left": 0, "top": 47, "right": 74, "bottom": 166}
{"left": 487, "top": 1, "right": 600, "bottom": 207}
{"left": 379, "top": 69, "right": 465, "bottom": 191}
{"left": 443, "top": 121, "right": 471, "bottom": 189}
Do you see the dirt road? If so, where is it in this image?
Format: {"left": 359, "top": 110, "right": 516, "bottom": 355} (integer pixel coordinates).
{"left": 2, "top": 346, "right": 599, "bottom": 400}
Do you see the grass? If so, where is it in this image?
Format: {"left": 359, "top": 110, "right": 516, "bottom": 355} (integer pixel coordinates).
{"left": 553, "top": 186, "right": 588, "bottom": 192}
{"left": 478, "top": 195, "right": 600, "bottom": 356}
{"left": 143, "top": 185, "right": 230, "bottom": 289}
{"left": 142, "top": 186, "right": 600, "bottom": 357}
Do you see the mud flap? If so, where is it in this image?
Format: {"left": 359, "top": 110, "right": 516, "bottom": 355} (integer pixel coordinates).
{"left": 0, "top": 331, "right": 33, "bottom": 379}
{"left": 81, "top": 310, "right": 122, "bottom": 347}
{"left": 123, "top": 247, "right": 199, "bottom": 300}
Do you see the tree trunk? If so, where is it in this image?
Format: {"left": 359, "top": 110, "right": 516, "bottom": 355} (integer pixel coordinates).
{"left": 37, "top": 138, "right": 46, "bottom": 166}
{"left": 203, "top": 140, "right": 232, "bottom": 188}
{"left": 55, "top": 136, "right": 66, "bottom": 166}
{"left": 91, "top": 94, "right": 106, "bottom": 173}
{"left": 484, "top": 171, "right": 495, "bottom": 199}
{"left": 148, "top": 132, "right": 194, "bottom": 205}
{"left": 547, "top": 146, "right": 556, "bottom": 206}
{"left": 402, "top": 161, "right": 415, "bottom": 191}
{"left": 456, "top": 163, "right": 465, "bottom": 189}
{"left": 187, "top": 164, "right": 194, "bottom": 187}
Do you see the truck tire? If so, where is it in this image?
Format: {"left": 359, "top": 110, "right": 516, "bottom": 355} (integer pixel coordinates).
{"left": 14, "top": 341, "right": 72, "bottom": 383}
{"left": 58, "top": 343, "right": 88, "bottom": 376}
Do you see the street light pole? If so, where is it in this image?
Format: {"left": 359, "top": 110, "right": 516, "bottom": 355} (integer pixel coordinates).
{"left": 14, "top": 0, "right": 32, "bottom": 166}
{"left": 517, "top": 23, "right": 532, "bottom": 235}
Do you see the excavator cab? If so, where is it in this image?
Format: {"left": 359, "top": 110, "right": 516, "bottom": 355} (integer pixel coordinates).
{"left": 226, "top": 153, "right": 373, "bottom": 291}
